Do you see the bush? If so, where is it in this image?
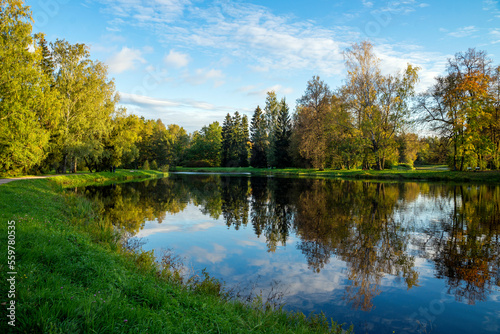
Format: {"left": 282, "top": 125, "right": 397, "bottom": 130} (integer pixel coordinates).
{"left": 160, "top": 164, "right": 169, "bottom": 172}
{"left": 182, "top": 160, "right": 213, "bottom": 167}
{"left": 142, "top": 160, "right": 150, "bottom": 170}
{"left": 150, "top": 160, "right": 158, "bottom": 170}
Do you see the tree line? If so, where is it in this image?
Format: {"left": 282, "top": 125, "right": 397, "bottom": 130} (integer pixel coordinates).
{"left": 2, "top": 0, "right": 500, "bottom": 176}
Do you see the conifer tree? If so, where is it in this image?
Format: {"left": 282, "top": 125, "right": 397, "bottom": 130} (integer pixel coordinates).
{"left": 221, "top": 113, "right": 234, "bottom": 166}
{"left": 250, "top": 106, "right": 268, "bottom": 167}
{"left": 265, "top": 91, "right": 279, "bottom": 167}
{"left": 239, "top": 115, "right": 250, "bottom": 167}
{"left": 274, "top": 98, "right": 292, "bottom": 168}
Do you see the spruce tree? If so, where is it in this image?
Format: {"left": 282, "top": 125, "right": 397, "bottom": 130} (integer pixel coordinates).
{"left": 265, "top": 91, "right": 280, "bottom": 167}
{"left": 221, "top": 113, "right": 234, "bottom": 166}
{"left": 274, "top": 98, "right": 292, "bottom": 168}
{"left": 239, "top": 115, "right": 250, "bottom": 167}
{"left": 250, "top": 106, "right": 268, "bottom": 168}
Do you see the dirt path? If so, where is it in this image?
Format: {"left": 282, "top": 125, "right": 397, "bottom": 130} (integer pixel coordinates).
{"left": 0, "top": 175, "right": 63, "bottom": 186}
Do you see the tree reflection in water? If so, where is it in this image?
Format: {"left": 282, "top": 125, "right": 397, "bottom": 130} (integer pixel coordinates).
{"left": 415, "top": 185, "right": 500, "bottom": 305}
{"left": 76, "top": 174, "right": 500, "bottom": 311}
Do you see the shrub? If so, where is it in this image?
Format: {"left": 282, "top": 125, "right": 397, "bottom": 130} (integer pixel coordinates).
{"left": 182, "top": 160, "right": 213, "bottom": 167}
{"left": 150, "top": 160, "right": 158, "bottom": 170}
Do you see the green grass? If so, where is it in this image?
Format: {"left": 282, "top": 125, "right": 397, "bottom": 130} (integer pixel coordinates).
{"left": 174, "top": 166, "right": 500, "bottom": 183}
{"left": 0, "top": 171, "right": 351, "bottom": 333}
{"left": 49, "top": 169, "right": 168, "bottom": 187}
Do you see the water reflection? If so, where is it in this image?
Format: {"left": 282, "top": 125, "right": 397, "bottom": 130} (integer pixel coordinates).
{"left": 414, "top": 186, "right": 500, "bottom": 305}
{"left": 77, "top": 174, "right": 500, "bottom": 331}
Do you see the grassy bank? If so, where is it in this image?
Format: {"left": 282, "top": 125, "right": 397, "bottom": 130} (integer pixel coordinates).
{"left": 49, "top": 169, "right": 168, "bottom": 187}
{"left": 0, "top": 172, "right": 350, "bottom": 333}
{"left": 174, "top": 166, "right": 500, "bottom": 183}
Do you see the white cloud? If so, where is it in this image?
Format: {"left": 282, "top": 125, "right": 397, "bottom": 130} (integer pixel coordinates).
{"left": 362, "top": 0, "right": 374, "bottom": 8}
{"left": 187, "top": 244, "right": 227, "bottom": 264}
{"left": 98, "top": 0, "right": 191, "bottom": 23}
{"left": 490, "top": 28, "right": 500, "bottom": 43}
{"left": 448, "top": 26, "right": 478, "bottom": 38}
{"left": 483, "top": 0, "right": 500, "bottom": 18}
{"left": 164, "top": 50, "right": 190, "bottom": 68}
{"left": 119, "top": 92, "right": 181, "bottom": 108}
{"left": 246, "top": 84, "right": 294, "bottom": 98}
{"left": 373, "top": 43, "right": 449, "bottom": 92}
{"left": 117, "top": 91, "right": 238, "bottom": 132}
{"left": 185, "top": 3, "right": 349, "bottom": 76}
{"left": 106, "top": 47, "right": 146, "bottom": 73}
{"left": 183, "top": 68, "right": 225, "bottom": 86}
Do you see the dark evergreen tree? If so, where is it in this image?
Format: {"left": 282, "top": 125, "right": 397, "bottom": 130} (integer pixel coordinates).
{"left": 37, "top": 34, "right": 55, "bottom": 81}
{"left": 221, "top": 113, "right": 233, "bottom": 167}
{"left": 239, "top": 115, "right": 250, "bottom": 167}
{"left": 250, "top": 106, "right": 268, "bottom": 168}
{"left": 222, "top": 113, "right": 241, "bottom": 167}
{"left": 274, "top": 98, "right": 292, "bottom": 168}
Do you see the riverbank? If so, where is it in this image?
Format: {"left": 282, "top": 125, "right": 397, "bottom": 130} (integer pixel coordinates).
{"left": 0, "top": 171, "right": 349, "bottom": 333}
{"left": 174, "top": 166, "right": 500, "bottom": 183}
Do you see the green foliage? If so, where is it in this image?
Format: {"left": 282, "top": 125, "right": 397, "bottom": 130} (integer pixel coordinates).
{"left": 185, "top": 121, "right": 222, "bottom": 166}
{"left": 250, "top": 106, "right": 268, "bottom": 168}
{"left": 0, "top": 0, "right": 56, "bottom": 176}
{"left": 274, "top": 98, "right": 292, "bottom": 168}
{"left": 51, "top": 39, "right": 117, "bottom": 173}
{"left": 221, "top": 112, "right": 249, "bottom": 167}
{"left": 183, "top": 160, "right": 213, "bottom": 167}
{"left": 294, "top": 76, "right": 332, "bottom": 169}
{"left": 142, "top": 159, "right": 150, "bottom": 170}
{"left": 265, "top": 91, "right": 280, "bottom": 167}
{"left": 150, "top": 160, "right": 158, "bottom": 170}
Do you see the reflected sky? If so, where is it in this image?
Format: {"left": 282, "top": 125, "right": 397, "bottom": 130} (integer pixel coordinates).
{"left": 78, "top": 175, "right": 500, "bottom": 333}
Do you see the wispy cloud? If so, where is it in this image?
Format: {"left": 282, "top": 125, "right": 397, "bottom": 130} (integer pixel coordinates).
{"left": 490, "top": 28, "right": 500, "bottom": 43}
{"left": 483, "top": 0, "right": 500, "bottom": 18}
{"left": 119, "top": 92, "right": 236, "bottom": 112}
{"left": 98, "top": 0, "right": 191, "bottom": 23}
{"left": 362, "top": 0, "right": 374, "bottom": 8}
{"left": 448, "top": 26, "right": 478, "bottom": 38}
{"left": 245, "top": 84, "right": 294, "bottom": 98}
{"left": 183, "top": 68, "right": 225, "bottom": 87}
{"left": 374, "top": 0, "right": 429, "bottom": 14}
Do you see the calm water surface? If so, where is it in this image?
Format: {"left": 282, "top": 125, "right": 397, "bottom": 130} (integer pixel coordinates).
{"left": 78, "top": 174, "right": 500, "bottom": 333}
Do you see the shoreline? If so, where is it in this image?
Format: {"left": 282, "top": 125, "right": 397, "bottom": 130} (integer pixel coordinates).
{"left": 174, "top": 166, "right": 500, "bottom": 184}
{"left": 0, "top": 170, "right": 350, "bottom": 333}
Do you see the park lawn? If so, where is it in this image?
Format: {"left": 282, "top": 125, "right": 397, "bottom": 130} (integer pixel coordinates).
{"left": 0, "top": 170, "right": 349, "bottom": 334}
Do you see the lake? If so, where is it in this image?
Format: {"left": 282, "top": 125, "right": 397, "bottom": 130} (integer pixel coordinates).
{"left": 76, "top": 173, "right": 500, "bottom": 333}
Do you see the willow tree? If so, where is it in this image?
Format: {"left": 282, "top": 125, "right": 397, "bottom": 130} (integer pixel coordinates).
{"left": 0, "top": 0, "right": 59, "bottom": 175}
{"left": 341, "top": 41, "right": 419, "bottom": 170}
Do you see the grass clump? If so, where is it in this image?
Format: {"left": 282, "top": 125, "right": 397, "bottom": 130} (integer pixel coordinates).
{"left": 0, "top": 174, "right": 352, "bottom": 333}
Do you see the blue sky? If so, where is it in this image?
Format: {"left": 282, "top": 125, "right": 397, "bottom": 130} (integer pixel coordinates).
{"left": 30, "top": 0, "right": 500, "bottom": 132}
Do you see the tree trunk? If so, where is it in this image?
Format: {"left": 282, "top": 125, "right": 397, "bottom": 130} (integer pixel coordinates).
{"left": 62, "top": 154, "right": 68, "bottom": 174}
{"left": 72, "top": 157, "right": 77, "bottom": 173}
